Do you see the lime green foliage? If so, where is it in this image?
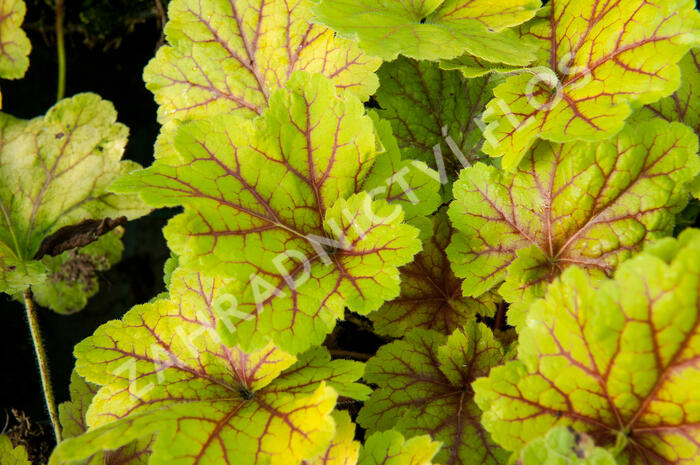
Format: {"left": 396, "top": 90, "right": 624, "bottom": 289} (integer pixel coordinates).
{"left": 145, "top": 0, "right": 380, "bottom": 154}
{"left": 358, "top": 431, "right": 441, "bottom": 465}
{"left": 303, "top": 411, "right": 360, "bottom": 465}
{"left": 312, "top": 0, "right": 540, "bottom": 63}
{"left": 371, "top": 208, "right": 495, "bottom": 337}
{"left": 448, "top": 119, "right": 699, "bottom": 329}
{"left": 474, "top": 229, "right": 700, "bottom": 464}
{"left": 358, "top": 323, "right": 509, "bottom": 465}
{"left": 633, "top": 49, "right": 700, "bottom": 135}
{"left": 480, "top": 0, "right": 700, "bottom": 170}
{"left": 374, "top": 57, "right": 501, "bottom": 181}
{"left": 51, "top": 268, "right": 369, "bottom": 465}
{"left": 0, "top": 435, "right": 30, "bottom": 465}
{"left": 115, "top": 72, "right": 426, "bottom": 354}
{"left": 0, "top": 93, "right": 148, "bottom": 311}
{"left": 58, "top": 370, "right": 152, "bottom": 465}
{"left": 363, "top": 112, "right": 441, "bottom": 222}
{"left": 0, "top": 0, "right": 30, "bottom": 83}
{"left": 519, "top": 427, "right": 616, "bottom": 465}
{"left": 32, "top": 229, "right": 123, "bottom": 315}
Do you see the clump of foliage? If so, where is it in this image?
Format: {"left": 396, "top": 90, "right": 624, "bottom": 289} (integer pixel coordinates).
{"left": 1, "top": 0, "right": 699, "bottom": 464}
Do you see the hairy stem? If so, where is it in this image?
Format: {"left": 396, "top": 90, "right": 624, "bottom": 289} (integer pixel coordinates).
{"left": 55, "top": 0, "right": 65, "bottom": 102}
{"left": 22, "top": 290, "right": 62, "bottom": 443}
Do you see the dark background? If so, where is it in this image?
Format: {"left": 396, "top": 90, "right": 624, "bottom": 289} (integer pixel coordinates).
{"left": 1, "top": 0, "right": 174, "bottom": 441}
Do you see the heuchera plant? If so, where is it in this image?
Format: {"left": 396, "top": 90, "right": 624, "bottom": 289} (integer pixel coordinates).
{"left": 1, "top": 0, "right": 699, "bottom": 464}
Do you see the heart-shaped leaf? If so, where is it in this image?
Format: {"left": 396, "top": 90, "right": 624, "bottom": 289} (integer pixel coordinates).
{"left": 480, "top": 0, "right": 700, "bottom": 170}
{"left": 370, "top": 208, "right": 495, "bottom": 337}
{"left": 145, "top": 0, "right": 380, "bottom": 148}
{"left": 448, "top": 118, "right": 699, "bottom": 329}
{"left": 374, "top": 57, "right": 501, "bottom": 182}
{"left": 475, "top": 228, "right": 700, "bottom": 464}
{"left": 357, "top": 323, "right": 509, "bottom": 465}
{"left": 0, "top": 93, "right": 149, "bottom": 311}
{"left": 115, "top": 72, "right": 425, "bottom": 353}
{"left": 359, "top": 431, "right": 441, "bottom": 465}
{"left": 51, "top": 268, "right": 369, "bottom": 465}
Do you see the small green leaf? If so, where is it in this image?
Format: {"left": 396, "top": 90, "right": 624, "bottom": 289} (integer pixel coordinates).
{"left": 52, "top": 268, "right": 367, "bottom": 465}
{"left": 519, "top": 427, "right": 617, "bottom": 465}
{"left": 448, "top": 118, "right": 699, "bottom": 329}
{"left": 115, "top": 72, "right": 422, "bottom": 354}
{"left": 371, "top": 208, "right": 496, "bottom": 337}
{"left": 480, "top": 0, "right": 700, "bottom": 170}
{"left": 0, "top": 435, "right": 30, "bottom": 465}
{"left": 358, "top": 323, "right": 509, "bottom": 465}
{"left": 312, "top": 0, "right": 540, "bottom": 63}
{"left": 374, "top": 57, "right": 502, "bottom": 182}
{"left": 0, "top": 0, "right": 30, "bottom": 82}
{"left": 358, "top": 431, "right": 441, "bottom": 465}
{"left": 0, "top": 93, "right": 149, "bottom": 309}
{"left": 145, "top": 0, "right": 380, "bottom": 145}
{"left": 473, "top": 228, "right": 700, "bottom": 463}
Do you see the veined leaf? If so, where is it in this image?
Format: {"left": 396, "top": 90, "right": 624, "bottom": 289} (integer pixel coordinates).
{"left": 302, "top": 411, "right": 360, "bottom": 465}
{"left": 480, "top": 0, "right": 700, "bottom": 170}
{"left": 115, "top": 72, "right": 424, "bottom": 354}
{"left": 0, "top": 93, "right": 149, "bottom": 310}
{"left": 358, "top": 431, "right": 441, "bottom": 465}
{"left": 312, "top": 0, "right": 540, "bottom": 63}
{"left": 303, "top": 413, "right": 442, "bottom": 465}
{"left": 362, "top": 112, "right": 441, "bottom": 222}
{"left": 371, "top": 208, "right": 496, "bottom": 337}
{"left": 58, "top": 370, "right": 153, "bottom": 465}
{"left": 473, "top": 228, "right": 700, "bottom": 464}
{"left": 0, "top": 0, "right": 30, "bottom": 82}
{"left": 448, "top": 118, "right": 699, "bottom": 329}
{"left": 51, "top": 268, "right": 369, "bottom": 465}
{"left": 145, "top": 0, "right": 380, "bottom": 147}
{"left": 632, "top": 49, "right": 700, "bottom": 136}
{"left": 519, "top": 427, "right": 616, "bottom": 465}
{"left": 357, "top": 323, "right": 510, "bottom": 465}
{"left": 0, "top": 435, "right": 30, "bottom": 465}
{"left": 375, "top": 57, "right": 501, "bottom": 182}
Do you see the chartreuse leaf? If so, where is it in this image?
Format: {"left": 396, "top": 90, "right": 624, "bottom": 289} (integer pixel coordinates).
{"left": 480, "top": 0, "right": 700, "bottom": 170}
{"left": 0, "top": 93, "right": 149, "bottom": 309}
{"left": 632, "top": 49, "right": 700, "bottom": 135}
{"left": 0, "top": 0, "right": 30, "bottom": 86}
{"left": 302, "top": 411, "right": 359, "bottom": 465}
{"left": 374, "top": 57, "right": 501, "bottom": 182}
{"left": 474, "top": 228, "right": 700, "bottom": 464}
{"left": 31, "top": 229, "right": 124, "bottom": 315}
{"left": 145, "top": 0, "right": 380, "bottom": 151}
{"left": 519, "top": 427, "right": 616, "bottom": 465}
{"left": 371, "top": 208, "right": 496, "bottom": 337}
{"left": 448, "top": 118, "right": 699, "bottom": 329}
{"left": 312, "top": 0, "right": 540, "bottom": 64}
{"left": 114, "top": 72, "right": 424, "bottom": 354}
{"left": 361, "top": 111, "right": 441, "bottom": 222}
{"left": 51, "top": 267, "right": 368, "bottom": 465}
{"left": 358, "top": 323, "right": 509, "bottom": 465}
{"left": 58, "top": 370, "right": 153, "bottom": 465}
{"left": 358, "top": 431, "right": 441, "bottom": 465}
{"left": 0, "top": 435, "right": 30, "bottom": 465}
{"left": 303, "top": 413, "right": 442, "bottom": 465}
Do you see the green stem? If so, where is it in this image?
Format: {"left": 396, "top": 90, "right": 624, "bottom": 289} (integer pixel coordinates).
{"left": 22, "top": 290, "right": 62, "bottom": 444}
{"left": 55, "top": 0, "right": 65, "bottom": 102}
